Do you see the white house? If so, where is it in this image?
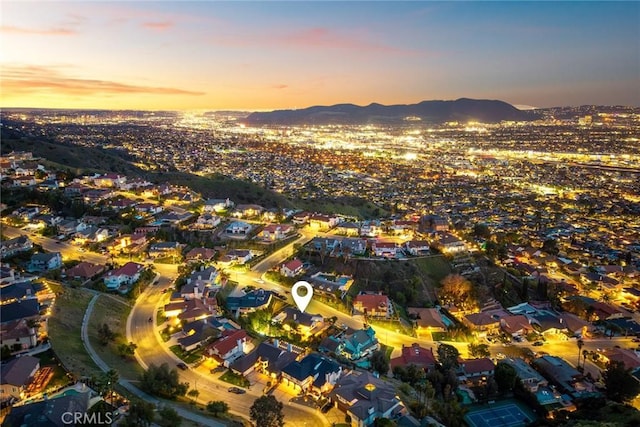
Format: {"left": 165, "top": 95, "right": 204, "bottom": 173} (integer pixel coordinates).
{"left": 103, "top": 262, "right": 144, "bottom": 290}
{"left": 281, "top": 259, "right": 304, "bottom": 277}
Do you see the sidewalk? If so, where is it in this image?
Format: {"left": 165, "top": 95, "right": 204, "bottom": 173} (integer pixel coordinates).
{"left": 81, "top": 294, "right": 225, "bottom": 427}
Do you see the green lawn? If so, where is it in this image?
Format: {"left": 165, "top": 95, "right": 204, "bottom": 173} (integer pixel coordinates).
{"left": 88, "top": 294, "right": 143, "bottom": 381}
{"left": 414, "top": 256, "right": 452, "bottom": 283}
{"left": 47, "top": 283, "right": 101, "bottom": 379}
{"left": 169, "top": 345, "right": 204, "bottom": 364}
{"left": 219, "top": 370, "right": 250, "bottom": 388}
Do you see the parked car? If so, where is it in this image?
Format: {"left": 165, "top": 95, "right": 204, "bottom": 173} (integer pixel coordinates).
{"left": 533, "top": 341, "right": 544, "bottom": 346}
{"left": 177, "top": 362, "right": 188, "bottom": 370}
{"left": 228, "top": 387, "right": 246, "bottom": 394}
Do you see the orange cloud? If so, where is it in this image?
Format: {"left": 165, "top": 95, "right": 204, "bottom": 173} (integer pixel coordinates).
{"left": 1, "top": 25, "right": 77, "bottom": 36}
{"left": 2, "top": 65, "right": 205, "bottom": 96}
{"left": 272, "top": 84, "right": 289, "bottom": 90}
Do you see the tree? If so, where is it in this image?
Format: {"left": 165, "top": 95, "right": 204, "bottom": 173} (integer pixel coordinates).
{"left": 102, "top": 369, "right": 119, "bottom": 406}
{"left": 603, "top": 360, "right": 640, "bottom": 402}
{"left": 472, "top": 223, "right": 491, "bottom": 239}
{"left": 250, "top": 395, "right": 285, "bottom": 427}
{"left": 1, "top": 345, "right": 12, "bottom": 361}
{"left": 121, "top": 399, "right": 155, "bottom": 427}
{"left": 439, "top": 274, "right": 474, "bottom": 309}
{"left": 370, "top": 350, "right": 390, "bottom": 375}
{"left": 542, "top": 238, "right": 559, "bottom": 255}
{"left": 140, "top": 363, "right": 189, "bottom": 399}
{"left": 577, "top": 339, "right": 584, "bottom": 368}
{"left": 467, "top": 343, "right": 490, "bottom": 358}
{"left": 157, "top": 406, "right": 181, "bottom": 427}
{"left": 117, "top": 341, "right": 137, "bottom": 358}
{"left": 437, "top": 343, "right": 460, "bottom": 371}
{"left": 187, "top": 388, "right": 200, "bottom": 404}
{"left": 206, "top": 400, "right": 229, "bottom": 417}
{"left": 494, "top": 363, "right": 517, "bottom": 394}
{"left": 97, "top": 323, "right": 117, "bottom": 346}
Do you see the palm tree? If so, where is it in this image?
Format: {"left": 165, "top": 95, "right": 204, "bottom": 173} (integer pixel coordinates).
{"left": 577, "top": 339, "right": 584, "bottom": 369}
{"left": 582, "top": 349, "right": 589, "bottom": 371}
{"left": 103, "top": 369, "right": 119, "bottom": 406}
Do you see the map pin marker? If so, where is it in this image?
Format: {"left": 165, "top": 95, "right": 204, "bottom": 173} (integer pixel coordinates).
{"left": 292, "top": 281, "right": 313, "bottom": 313}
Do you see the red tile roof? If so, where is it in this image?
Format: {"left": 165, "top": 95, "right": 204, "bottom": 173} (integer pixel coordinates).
{"left": 390, "top": 343, "right": 436, "bottom": 369}
{"left": 462, "top": 358, "right": 495, "bottom": 375}
{"left": 284, "top": 259, "right": 303, "bottom": 271}
{"left": 353, "top": 294, "right": 390, "bottom": 312}
{"left": 207, "top": 329, "right": 247, "bottom": 357}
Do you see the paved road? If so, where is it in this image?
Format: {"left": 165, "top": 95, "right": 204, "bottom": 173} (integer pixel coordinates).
{"left": 127, "top": 263, "right": 326, "bottom": 427}
{"left": 80, "top": 292, "right": 225, "bottom": 427}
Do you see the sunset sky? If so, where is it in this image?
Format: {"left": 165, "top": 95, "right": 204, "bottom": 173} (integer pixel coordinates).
{"left": 2, "top": 1, "right": 639, "bottom": 111}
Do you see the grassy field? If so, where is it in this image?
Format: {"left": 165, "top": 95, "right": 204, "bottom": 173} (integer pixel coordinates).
{"left": 87, "top": 294, "right": 143, "bottom": 381}
{"left": 219, "top": 370, "right": 250, "bottom": 388}
{"left": 414, "top": 256, "right": 452, "bottom": 284}
{"left": 47, "top": 283, "right": 101, "bottom": 379}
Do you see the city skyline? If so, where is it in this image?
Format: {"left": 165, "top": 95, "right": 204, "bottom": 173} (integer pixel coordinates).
{"left": 2, "top": 1, "right": 639, "bottom": 111}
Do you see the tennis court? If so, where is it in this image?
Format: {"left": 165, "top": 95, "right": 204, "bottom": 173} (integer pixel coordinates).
{"left": 464, "top": 400, "right": 535, "bottom": 427}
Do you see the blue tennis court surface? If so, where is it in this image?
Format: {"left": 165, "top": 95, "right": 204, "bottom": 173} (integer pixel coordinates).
{"left": 464, "top": 401, "right": 535, "bottom": 427}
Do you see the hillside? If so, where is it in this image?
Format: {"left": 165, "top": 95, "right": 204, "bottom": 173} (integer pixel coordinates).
{"left": 244, "top": 98, "right": 534, "bottom": 125}
{"left": 0, "top": 126, "right": 292, "bottom": 208}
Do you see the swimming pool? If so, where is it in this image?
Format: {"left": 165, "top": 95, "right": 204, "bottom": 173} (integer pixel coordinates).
{"left": 457, "top": 389, "right": 473, "bottom": 405}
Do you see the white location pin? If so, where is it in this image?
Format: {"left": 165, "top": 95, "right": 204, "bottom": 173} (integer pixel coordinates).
{"left": 291, "top": 281, "right": 313, "bottom": 313}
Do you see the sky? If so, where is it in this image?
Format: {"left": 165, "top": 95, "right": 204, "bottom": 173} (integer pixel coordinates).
{"left": 1, "top": 1, "right": 639, "bottom": 111}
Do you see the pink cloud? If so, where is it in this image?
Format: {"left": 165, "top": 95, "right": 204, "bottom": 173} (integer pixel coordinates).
{"left": 272, "top": 84, "right": 288, "bottom": 90}
{"left": 142, "top": 21, "right": 174, "bottom": 31}
{"left": 2, "top": 65, "right": 205, "bottom": 96}
{"left": 1, "top": 25, "right": 77, "bottom": 36}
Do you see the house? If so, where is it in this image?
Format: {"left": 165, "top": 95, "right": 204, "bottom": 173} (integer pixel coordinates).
{"left": 226, "top": 289, "right": 273, "bottom": 316}
{"left": 533, "top": 355, "right": 587, "bottom": 397}
{"left": 225, "top": 249, "right": 254, "bottom": 265}
{"left": 462, "top": 312, "right": 501, "bottom": 337}
{"left": 281, "top": 259, "right": 304, "bottom": 277}
{"left": 4, "top": 388, "right": 91, "bottom": 426}
{"left": 225, "top": 221, "right": 253, "bottom": 236}
{"left": 0, "top": 299, "right": 40, "bottom": 325}
{"left": 260, "top": 224, "right": 294, "bottom": 241}
{"left": 0, "top": 319, "right": 38, "bottom": 351}
{"left": 29, "top": 252, "right": 62, "bottom": 272}
{"left": 94, "top": 173, "right": 126, "bottom": 188}
{"left": 405, "top": 240, "right": 430, "bottom": 256}
{"left": 72, "top": 226, "right": 110, "bottom": 244}
{"left": 184, "top": 247, "right": 216, "bottom": 262}
{"left": 458, "top": 358, "right": 495, "bottom": 385}
{"left": 435, "top": 233, "right": 467, "bottom": 254}
{"left": 408, "top": 307, "right": 447, "bottom": 336}
{"left": 598, "top": 347, "right": 640, "bottom": 371}
{"left": 156, "top": 211, "right": 193, "bottom": 225}
{"left": 371, "top": 241, "right": 399, "bottom": 258}
{"left": 500, "top": 315, "right": 533, "bottom": 337}
{"left": 330, "top": 371, "right": 407, "bottom": 427}
{"left": 230, "top": 340, "right": 297, "bottom": 378}
{"left": 309, "top": 272, "right": 354, "bottom": 297}
{"left": 103, "top": 262, "right": 144, "bottom": 290}
{"left": 309, "top": 214, "right": 339, "bottom": 231}
{"left": 232, "top": 204, "right": 264, "bottom": 218}
{"left": 360, "top": 220, "right": 382, "bottom": 237}
{"left": 353, "top": 293, "right": 393, "bottom": 319}
{"left": 203, "top": 198, "right": 234, "bottom": 213}
{"left": 336, "top": 222, "right": 360, "bottom": 237}
{"left": 65, "top": 262, "right": 106, "bottom": 280}
{"left": 272, "top": 307, "right": 325, "bottom": 337}
{"left": 390, "top": 343, "right": 437, "bottom": 373}
{"left": 186, "top": 266, "right": 219, "bottom": 290}
{"left": 194, "top": 213, "right": 221, "bottom": 230}
{"left": 423, "top": 215, "right": 450, "bottom": 232}
{"left": 340, "top": 238, "right": 368, "bottom": 256}
{"left": 177, "top": 318, "right": 221, "bottom": 351}
{"left": 500, "top": 358, "right": 548, "bottom": 393}
{"left": 205, "top": 329, "right": 249, "bottom": 366}
{"left": 148, "top": 241, "right": 183, "bottom": 258}
{"left": 1, "top": 235, "right": 33, "bottom": 258}
{"left": 292, "top": 211, "right": 311, "bottom": 225}
{"left": 0, "top": 355, "right": 40, "bottom": 401}
{"left": 282, "top": 353, "right": 342, "bottom": 396}
{"left": 531, "top": 313, "right": 567, "bottom": 338}
{"left": 339, "top": 327, "right": 379, "bottom": 361}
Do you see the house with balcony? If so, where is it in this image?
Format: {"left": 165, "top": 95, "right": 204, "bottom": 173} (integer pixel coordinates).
{"left": 281, "top": 259, "right": 304, "bottom": 278}
{"left": 338, "top": 326, "right": 379, "bottom": 361}
{"left": 28, "top": 252, "right": 62, "bottom": 272}
{"left": 1, "top": 236, "right": 33, "bottom": 258}
{"left": 103, "top": 262, "right": 144, "bottom": 290}
{"left": 205, "top": 329, "right": 249, "bottom": 367}
{"left": 405, "top": 240, "right": 430, "bottom": 256}
{"left": 353, "top": 293, "right": 393, "bottom": 319}
{"left": 371, "top": 241, "right": 399, "bottom": 258}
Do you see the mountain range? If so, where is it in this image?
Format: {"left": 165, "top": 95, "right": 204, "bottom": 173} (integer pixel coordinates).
{"left": 244, "top": 98, "right": 534, "bottom": 125}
